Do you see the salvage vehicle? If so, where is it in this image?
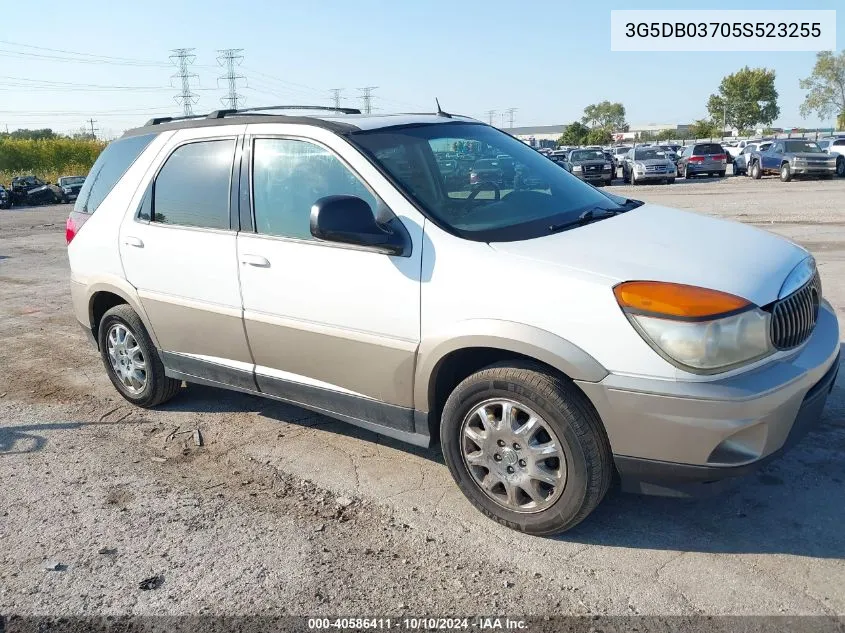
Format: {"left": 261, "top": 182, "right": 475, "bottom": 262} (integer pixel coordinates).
{"left": 748, "top": 139, "right": 837, "bottom": 181}
{"left": 9, "top": 175, "right": 62, "bottom": 206}
{"left": 566, "top": 148, "right": 613, "bottom": 186}
{"left": 67, "top": 106, "right": 839, "bottom": 534}
{"left": 621, "top": 146, "right": 676, "bottom": 184}
{"left": 57, "top": 175, "right": 86, "bottom": 203}
{"left": 733, "top": 142, "right": 772, "bottom": 176}
{"left": 0, "top": 185, "right": 10, "bottom": 209}
{"left": 817, "top": 137, "right": 845, "bottom": 177}
{"left": 677, "top": 143, "right": 727, "bottom": 179}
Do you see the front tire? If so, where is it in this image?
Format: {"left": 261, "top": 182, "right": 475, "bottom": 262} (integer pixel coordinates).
{"left": 98, "top": 304, "right": 181, "bottom": 408}
{"left": 780, "top": 162, "right": 792, "bottom": 182}
{"left": 836, "top": 156, "right": 844, "bottom": 177}
{"left": 750, "top": 160, "right": 761, "bottom": 179}
{"left": 440, "top": 362, "right": 613, "bottom": 535}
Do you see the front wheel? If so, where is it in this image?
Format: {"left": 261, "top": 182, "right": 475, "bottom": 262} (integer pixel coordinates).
{"left": 836, "top": 157, "right": 844, "bottom": 177}
{"left": 780, "top": 162, "right": 792, "bottom": 182}
{"left": 750, "top": 161, "right": 762, "bottom": 179}
{"left": 98, "top": 304, "right": 182, "bottom": 408}
{"left": 666, "top": 178, "right": 675, "bottom": 184}
{"left": 440, "top": 363, "right": 613, "bottom": 535}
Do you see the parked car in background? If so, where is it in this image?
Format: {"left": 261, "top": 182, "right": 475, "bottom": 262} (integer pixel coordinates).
{"left": 621, "top": 146, "right": 676, "bottom": 185}
{"left": 57, "top": 176, "right": 86, "bottom": 203}
{"left": 566, "top": 148, "right": 613, "bottom": 186}
{"left": 725, "top": 139, "right": 758, "bottom": 161}
{"left": 610, "top": 146, "right": 631, "bottom": 169}
{"left": 817, "top": 137, "right": 845, "bottom": 177}
{"left": 733, "top": 142, "right": 772, "bottom": 176}
{"left": 748, "top": 139, "right": 837, "bottom": 182}
{"left": 469, "top": 159, "right": 504, "bottom": 186}
{"left": 677, "top": 143, "right": 727, "bottom": 179}
{"left": 657, "top": 145, "right": 680, "bottom": 165}
{"left": 9, "top": 175, "right": 62, "bottom": 206}
{"left": 0, "top": 184, "right": 10, "bottom": 209}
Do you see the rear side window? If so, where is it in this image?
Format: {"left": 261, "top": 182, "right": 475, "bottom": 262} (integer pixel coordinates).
{"left": 834, "top": 140, "right": 845, "bottom": 146}
{"left": 151, "top": 139, "right": 235, "bottom": 229}
{"left": 74, "top": 133, "right": 156, "bottom": 215}
{"left": 693, "top": 144, "right": 723, "bottom": 155}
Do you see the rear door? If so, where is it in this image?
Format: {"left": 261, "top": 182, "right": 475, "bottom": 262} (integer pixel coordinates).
{"left": 763, "top": 142, "right": 783, "bottom": 171}
{"left": 235, "top": 124, "right": 424, "bottom": 429}
{"left": 119, "top": 126, "right": 254, "bottom": 385}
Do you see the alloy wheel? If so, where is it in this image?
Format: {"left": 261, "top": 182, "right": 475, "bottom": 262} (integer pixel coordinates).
{"left": 460, "top": 399, "right": 566, "bottom": 513}
{"left": 106, "top": 323, "right": 147, "bottom": 394}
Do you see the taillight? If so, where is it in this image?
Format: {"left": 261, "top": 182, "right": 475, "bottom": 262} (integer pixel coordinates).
{"left": 66, "top": 211, "right": 90, "bottom": 244}
{"left": 713, "top": 154, "right": 727, "bottom": 162}
{"left": 469, "top": 172, "right": 478, "bottom": 184}
{"left": 689, "top": 155, "right": 705, "bottom": 163}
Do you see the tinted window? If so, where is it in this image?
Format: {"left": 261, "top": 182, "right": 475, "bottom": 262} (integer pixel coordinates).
{"left": 693, "top": 144, "right": 724, "bottom": 155}
{"left": 834, "top": 139, "right": 845, "bottom": 146}
{"left": 252, "top": 138, "right": 377, "bottom": 241}
{"left": 784, "top": 140, "right": 822, "bottom": 153}
{"left": 74, "top": 134, "right": 155, "bottom": 215}
{"left": 152, "top": 139, "right": 235, "bottom": 229}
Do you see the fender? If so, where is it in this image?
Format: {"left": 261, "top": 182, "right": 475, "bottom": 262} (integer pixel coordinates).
{"left": 73, "top": 273, "right": 161, "bottom": 349}
{"left": 414, "top": 319, "right": 608, "bottom": 412}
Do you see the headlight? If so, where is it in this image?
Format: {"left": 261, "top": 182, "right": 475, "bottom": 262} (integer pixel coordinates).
{"left": 603, "top": 163, "right": 612, "bottom": 170}
{"left": 614, "top": 281, "right": 773, "bottom": 372}
{"left": 572, "top": 165, "right": 582, "bottom": 172}
{"left": 62, "top": 186, "right": 72, "bottom": 193}
{"left": 634, "top": 163, "right": 645, "bottom": 172}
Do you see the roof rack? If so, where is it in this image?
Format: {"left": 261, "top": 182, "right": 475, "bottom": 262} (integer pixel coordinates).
{"left": 145, "top": 105, "right": 362, "bottom": 127}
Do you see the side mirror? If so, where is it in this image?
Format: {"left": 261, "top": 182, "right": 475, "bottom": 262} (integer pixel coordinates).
{"left": 310, "top": 195, "right": 406, "bottom": 256}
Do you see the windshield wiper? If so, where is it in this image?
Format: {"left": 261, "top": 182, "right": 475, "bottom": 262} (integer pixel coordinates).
{"left": 547, "top": 207, "right": 628, "bottom": 233}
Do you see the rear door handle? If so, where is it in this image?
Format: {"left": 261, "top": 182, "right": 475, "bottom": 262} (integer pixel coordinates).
{"left": 240, "top": 253, "right": 270, "bottom": 268}
{"left": 123, "top": 236, "right": 144, "bottom": 248}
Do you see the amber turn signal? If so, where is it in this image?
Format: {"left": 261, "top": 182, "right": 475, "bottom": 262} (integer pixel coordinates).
{"left": 613, "top": 281, "right": 751, "bottom": 319}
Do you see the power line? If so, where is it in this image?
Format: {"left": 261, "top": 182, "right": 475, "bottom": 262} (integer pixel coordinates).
{"left": 86, "top": 118, "right": 99, "bottom": 139}
{"left": 170, "top": 48, "right": 200, "bottom": 116}
{"left": 358, "top": 87, "right": 377, "bottom": 115}
{"left": 217, "top": 48, "right": 245, "bottom": 109}
{"left": 505, "top": 107, "right": 517, "bottom": 128}
{"left": 329, "top": 88, "right": 343, "bottom": 110}
{"left": 486, "top": 110, "right": 496, "bottom": 125}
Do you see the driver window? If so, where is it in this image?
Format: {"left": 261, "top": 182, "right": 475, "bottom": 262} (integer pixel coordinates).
{"left": 252, "top": 138, "right": 378, "bottom": 240}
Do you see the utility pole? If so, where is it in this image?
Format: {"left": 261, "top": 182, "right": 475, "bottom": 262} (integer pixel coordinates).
{"left": 87, "top": 118, "right": 99, "bottom": 139}
{"left": 505, "top": 107, "right": 517, "bottom": 129}
{"left": 169, "top": 48, "right": 199, "bottom": 116}
{"left": 486, "top": 110, "right": 496, "bottom": 125}
{"left": 357, "top": 87, "right": 377, "bottom": 114}
{"left": 216, "top": 49, "right": 245, "bottom": 110}
{"left": 329, "top": 88, "right": 343, "bottom": 110}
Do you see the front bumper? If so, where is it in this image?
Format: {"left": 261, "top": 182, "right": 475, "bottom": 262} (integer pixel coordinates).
{"left": 633, "top": 170, "right": 676, "bottom": 181}
{"left": 792, "top": 165, "right": 836, "bottom": 176}
{"left": 576, "top": 171, "right": 612, "bottom": 183}
{"left": 576, "top": 301, "right": 840, "bottom": 497}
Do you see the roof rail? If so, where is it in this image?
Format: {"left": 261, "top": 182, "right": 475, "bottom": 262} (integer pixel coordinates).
{"left": 144, "top": 113, "right": 208, "bottom": 126}
{"left": 206, "top": 105, "right": 361, "bottom": 119}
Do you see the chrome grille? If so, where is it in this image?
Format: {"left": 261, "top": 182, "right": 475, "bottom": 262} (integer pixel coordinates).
{"left": 769, "top": 272, "right": 821, "bottom": 350}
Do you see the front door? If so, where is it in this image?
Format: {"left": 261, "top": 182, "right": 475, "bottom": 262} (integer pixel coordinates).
{"left": 236, "top": 128, "right": 423, "bottom": 432}
{"left": 119, "top": 127, "right": 253, "bottom": 385}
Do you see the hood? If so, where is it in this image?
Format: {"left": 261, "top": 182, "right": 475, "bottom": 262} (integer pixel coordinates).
{"left": 490, "top": 204, "right": 808, "bottom": 306}
{"left": 572, "top": 159, "right": 608, "bottom": 166}
{"left": 792, "top": 152, "right": 831, "bottom": 159}
{"left": 635, "top": 158, "right": 673, "bottom": 166}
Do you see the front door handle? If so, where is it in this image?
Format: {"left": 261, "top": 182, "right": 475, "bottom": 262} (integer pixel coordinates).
{"left": 240, "top": 253, "right": 270, "bottom": 268}
{"left": 123, "top": 236, "right": 144, "bottom": 248}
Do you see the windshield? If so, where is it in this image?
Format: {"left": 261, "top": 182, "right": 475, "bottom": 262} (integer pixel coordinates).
{"left": 350, "top": 122, "right": 630, "bottom": 242}
{"left": 570, "top": 150, "right": 605, "bottom": 161}
{"left": 634, "top": 148, "right": 667, "bottom": 160}
{"left": 784, "top": 140, "right": 822, "bottom": 153}
{"left": 62, "top": 176, "right": 85, "bottom": 185}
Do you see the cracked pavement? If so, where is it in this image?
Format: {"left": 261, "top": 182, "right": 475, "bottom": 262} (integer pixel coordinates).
{"left": 1, "top": 175, "right": 844, "bottom": 618}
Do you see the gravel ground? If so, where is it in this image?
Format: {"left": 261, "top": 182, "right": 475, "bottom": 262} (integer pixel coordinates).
{"left": 1, "top": 174, "right": 844, "bottom": 623}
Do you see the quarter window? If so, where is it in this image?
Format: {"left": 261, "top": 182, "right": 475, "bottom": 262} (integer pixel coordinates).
{"left": 151, "top": 139, "right": 235, "bottom": 229}
{"left": 252, "top": 138, "right": 377, "bottom": 240}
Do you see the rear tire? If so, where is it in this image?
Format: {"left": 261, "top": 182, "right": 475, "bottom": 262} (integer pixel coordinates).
{"left": 717, "top": 170, "right": 726, "bottom": 178}
{"left": 440, "top": 362, "right": 613, "bottom": 535}
{"left": 98, "top": 304, "right": 181, "bottom": 408}
{"left": 667, "top": 178, "right": 675, "bottom": 184}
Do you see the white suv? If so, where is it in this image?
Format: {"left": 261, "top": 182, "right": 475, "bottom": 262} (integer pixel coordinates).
{"left": 67, "top": 107, "right": 840, "bottom": 534}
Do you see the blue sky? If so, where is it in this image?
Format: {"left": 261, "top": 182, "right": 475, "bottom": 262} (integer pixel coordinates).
{"left": 2, "top": 0, "right": 842, "bottom": 136}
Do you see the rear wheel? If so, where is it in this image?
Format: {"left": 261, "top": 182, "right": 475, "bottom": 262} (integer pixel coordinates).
{"left": 717, "top": 170, "right": 726, "bottom": 178}
{"left": 667, "top": 178, "right": 675, "bottom": 185}
{"left": 98, "top": 304, "right": 181, "bottom": 408}
{"left": 780, "top": 162, "right": 792, "bottom": 182}
{"left": 440, "top": 362, "right": 613, "bottom": 535}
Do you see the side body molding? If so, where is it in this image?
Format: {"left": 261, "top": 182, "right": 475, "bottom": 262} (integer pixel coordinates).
{"left": 414, "top": 319, "right": 609, "bottom": 412}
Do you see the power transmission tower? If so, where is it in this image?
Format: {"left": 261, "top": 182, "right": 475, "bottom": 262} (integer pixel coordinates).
{"left": 505, "top": 107, "right": 517, "bottom": 128}
{"left": 86, "top": 118, "right": 99, "bottom": 139}
{"left": 358, "top": 87, "right": 377, "bottom": 114}
{"left": 486, "top": 110, "right": 496, "bottom": 125}
{"left": 217, "top": 49, "right": 245, "bottom": 109}
{"left": 329, "top": 88, "right": 343, "bottom": 110}
{"left": 169, "top": 48, "right": 200, "bottom": 116}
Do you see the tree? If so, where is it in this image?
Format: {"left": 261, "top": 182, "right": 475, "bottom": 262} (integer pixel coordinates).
{"left": 7, "top": 128, "right": 58, "bottom": 140}
{"left": 799, "top": 50, "right": 845, "bottom": 128}
{"left": 581, "top": 101, "right": 627, "bottom": 132}
{"left": 706, "top": 67, "right": 779, "bottom": 133}
{"left": 690, "top": 119, "right": 719, "bottom": 139}
{"left": 585, "top": 127, "right": 612, "bottom": 146}
{"left": 557, "top": 121, "right": 589, "bottom": 146}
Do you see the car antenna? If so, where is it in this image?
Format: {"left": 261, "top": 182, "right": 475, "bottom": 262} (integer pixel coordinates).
{"left": 435, "top": 98, "right": 452, "bottom": 118}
